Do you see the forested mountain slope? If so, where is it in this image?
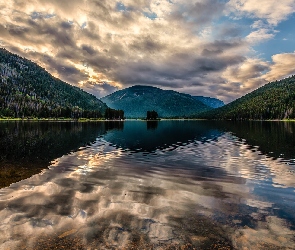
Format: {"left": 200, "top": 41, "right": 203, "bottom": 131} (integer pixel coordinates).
{"left": 0, "top": 48, "right": 107, "bottom": 118}
{"left": 199, "top": 76, "right": 295, "bottom": 120}
{"left": 101, "top": 85, "right": 212, "bottom": 118}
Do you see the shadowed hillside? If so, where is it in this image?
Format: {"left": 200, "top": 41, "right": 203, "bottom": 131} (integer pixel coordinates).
{"left": 0, "top": 48, "right": 108, "bottom": 118}
{"left": 101, "top": 85, "right": 212, "bottom": 118}
{"left": 199, "top": 76, "right": 295, "bottom": 120}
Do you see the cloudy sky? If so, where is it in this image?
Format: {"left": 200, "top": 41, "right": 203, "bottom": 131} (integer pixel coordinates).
{"left": 1, "top": 0, "right": 295, "bottom": 102}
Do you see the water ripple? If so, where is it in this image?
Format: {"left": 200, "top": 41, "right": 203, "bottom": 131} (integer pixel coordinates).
{"left": 0, "top": 121, "right": 295, "bottom": 249}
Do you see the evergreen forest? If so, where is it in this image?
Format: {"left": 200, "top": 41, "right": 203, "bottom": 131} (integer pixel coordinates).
{"left": 199, "top": 76, "right": 295, "bottom": 120}
{"left": 0, "top": 48, "right": 109, "bottom": 119}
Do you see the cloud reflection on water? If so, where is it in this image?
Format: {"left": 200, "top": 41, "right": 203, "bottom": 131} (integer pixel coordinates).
{"left": 0, "top": 126, "right": 295, "bottom": 249}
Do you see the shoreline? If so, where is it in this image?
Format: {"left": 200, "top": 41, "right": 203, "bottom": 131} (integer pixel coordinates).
{"left": 1, "top": 118, "right": 295, "bottom": 122}
{"left": 0, "top": 118, "right": 120, "bottom": 122}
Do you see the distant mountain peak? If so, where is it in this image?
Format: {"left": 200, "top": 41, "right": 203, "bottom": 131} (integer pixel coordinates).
{"left": 101, "top": 85, "right": 212, "bottom": 118}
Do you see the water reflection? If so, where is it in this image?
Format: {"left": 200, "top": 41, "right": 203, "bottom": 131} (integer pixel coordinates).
{"left": 104, "top": 120, "right": 222, "bottom": 152}
{"left": 0, "top": 121, "right": 122, "bottom": 188}
{"left": 146, "top": 120, "right": 158, "bottom": 130}
{"left": 0, "top": 121, "right": 294, "bottom": 249}
{"left": 218, "top": 121, "right": 295, "bottom": 160}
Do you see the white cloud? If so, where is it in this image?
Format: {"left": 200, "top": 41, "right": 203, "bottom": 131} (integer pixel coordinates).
{"left": 221, "top": 58, "right": 269, "bottom": 100}
{"left": 246, "top": 28, "right": 276, "bottom": 44}
{"left": 222, "top": 52, "right": 295, "bottom": 100}
{"left": 0, "top": 0, "right": 293, "bottom": 100}
{"left": 227, "top": 0, "right": 295, "bottom": 25}
{"left": 264, "top": 52, "right": 295, "bottom": 81}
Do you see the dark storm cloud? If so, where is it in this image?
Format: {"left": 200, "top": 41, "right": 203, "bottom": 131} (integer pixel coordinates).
{"left": 202, "top": 39, "right": 244, "bottom": 56}
{"left": 13, "top": 17, "right": 77, "bottom": 49}
{"left": 80, "top": 21, "right": 101, "bottom": 40}
{"left": 7, "top": 25, "right": 30, "bottom": 37}
{"left": 195, "top": 55, "right": 245, "bottom": 72}
{"left": 81, "top": 45, "right": 98, "bottom": 56}
{"left": 108, "top": 43, "right": 126, "bottom": 57}
{"left": 44, "top": 26, "right": 76, "bottom": 48}
{"left": 23, "top": 14, "right": 76, "bottom": 47}
{"left": 41, "top": 54, "right": 88, "bottom": 83}
{"left": 130, "top": 36, "right": 165, "bottom": 53}
{"left": 60, "top": 21, "right": 73, "bottom": 30}
{"left": 86, "top": 53, "right": 118, "bottom": 72}
{"left": 1, "top": 25, "right": 44, "bottom": 50}
{"left": 202, "top": 48, "right": 223, "bottom": 56}
{"left": 56, "top": 48, "right": 81, "bottom": 60}
{"left": 112, "top": 52, "right": 245, "bottom": 92}
{"left": 82, "top": 81, "right": 118, "bottom": 98}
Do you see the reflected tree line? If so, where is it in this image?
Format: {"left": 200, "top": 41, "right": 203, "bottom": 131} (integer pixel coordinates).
{"left": 215, "top": 121, "right": 295, "bottom": 160}
{"left": 146, "top": 111, "right": 160, "bottom": 130}
{"left": 0, "top": 121, "right": 124, "bottom": 188}
{"left": 1, "top": 120, "right": 295, "bottom": 188}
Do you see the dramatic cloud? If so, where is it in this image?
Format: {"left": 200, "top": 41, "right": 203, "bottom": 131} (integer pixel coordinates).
{"left": 223, "top": 58, "right": 269, "bottom": 91}
{"left": 0, "top": 0, "right": 294, "bottom": 102}
{"left": 264, "top": 52, "right": 295, "bottom": 81}
{"left": 227, "top": 0, "right": 295, "bottom": 25}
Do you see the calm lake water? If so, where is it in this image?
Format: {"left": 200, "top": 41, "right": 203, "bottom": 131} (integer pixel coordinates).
{"left": 0, "top": 120, "right": 295, "bottom": 249}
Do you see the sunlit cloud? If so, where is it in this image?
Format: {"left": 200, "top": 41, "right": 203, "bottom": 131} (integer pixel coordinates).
{"left": 246, "top": 29, "right": 276, "bottom": 44}
{"left": 0, "top": 0, "right": 294, "bottom": 101}
{"left": 264, "top": 52, "right": 295, "bottom": 81}
{"left": 0, "top": 132, "right": 294, "bottom": 249}
{"left": 227, "top": 0, "right": 295, "bottom": 25}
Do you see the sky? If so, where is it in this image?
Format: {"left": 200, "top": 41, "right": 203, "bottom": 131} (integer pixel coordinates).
{"left": 0, "top": 0, "right": 295, "bottom": 103}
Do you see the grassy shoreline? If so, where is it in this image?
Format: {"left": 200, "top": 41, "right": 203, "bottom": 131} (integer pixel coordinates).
{"left": 0, "top": 117, "right": 108, "bottom": 122}
{"left": 1, "top": 117, "right": 295, "bottom": 122}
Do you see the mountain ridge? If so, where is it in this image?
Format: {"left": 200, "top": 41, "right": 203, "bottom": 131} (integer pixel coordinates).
{"left": 0, "top": 48, "right": 108, "bottom": 118}
{"left": 101, "top": 85, "right": 212, "bottom": 118}
{"left": 198, "top": 75, "right": 295, "bottom": 120}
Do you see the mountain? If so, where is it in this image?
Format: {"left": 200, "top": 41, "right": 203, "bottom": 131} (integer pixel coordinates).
{"left": 199, "top": 75, "right": 295, "bottom": 120}
{"left": 193, "top": 96, "right": 224, "bottom": 108}
{"left": 101, "top": 85, "right": 212, "bottom": 118}
{"left": 0, "top": 48, "right": 108, "bottom": 118}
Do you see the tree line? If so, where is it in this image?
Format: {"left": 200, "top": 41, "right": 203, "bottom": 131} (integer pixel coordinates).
{"left": 105, "top": 108, "right": 124, "bottom": 120}
{"left": 0, "top": 48, "right": 125, "bottom": 119}
{"left": 199, "top": 75, "right": 295, "bottom": 120}
{"left": 146, "top": 110, "right": 159, "bottom": 120}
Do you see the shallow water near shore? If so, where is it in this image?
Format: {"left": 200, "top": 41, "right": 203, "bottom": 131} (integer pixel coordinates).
{"left": 0, "top": 120, "right": 295, "bottom": 249}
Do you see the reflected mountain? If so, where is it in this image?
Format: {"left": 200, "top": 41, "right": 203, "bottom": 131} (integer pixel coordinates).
{"left": 216, "top": 121, "right": 295, "bottom": 161}
{"left": 1, "top": 121, "right": 295, "bottom": 249}
{"left": 103, "top": 120, "right": 223, "bottom": 152}
{"left": 2, "top": 120, "right": 295, "bottom": 189}
{"left": 0, "top": 121, "right": 123, "bottom": 188}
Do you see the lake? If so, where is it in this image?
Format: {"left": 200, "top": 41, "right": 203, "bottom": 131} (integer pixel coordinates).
{"left": 0, "top": 120, "right": 295, "bottom": 249}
